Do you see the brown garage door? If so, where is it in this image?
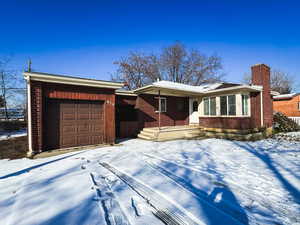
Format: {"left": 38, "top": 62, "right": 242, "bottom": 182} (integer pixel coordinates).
{"left": 44, "top": 99, "right": 104, "bottom": 150}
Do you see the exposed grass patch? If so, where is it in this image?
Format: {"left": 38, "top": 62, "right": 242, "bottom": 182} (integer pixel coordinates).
{"left": 0, "top": 136, "right": 28, "bottom": 160}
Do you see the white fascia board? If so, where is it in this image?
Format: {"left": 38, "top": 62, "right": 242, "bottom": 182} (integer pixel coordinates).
{"left": 134, "top": 85, "right": 205, "bottom": 96}
{"left": 133, "top": 85, "right": 155, "bottom": 93}
{"left": 23, "top": 72, "right": 124, "bottom": 89}
{"left": 116, "top": 90, "right": 137, "bottom": 96}
{"left": 271, "top": 91, "right": 280, "bottom": 96}
{"left": 204, "top": 85, "right": 263, "bottom": 94}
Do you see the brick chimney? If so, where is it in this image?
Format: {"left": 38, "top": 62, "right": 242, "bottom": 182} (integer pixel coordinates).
{"left": 251, "top": 64, "right": 273, "bottom": 128}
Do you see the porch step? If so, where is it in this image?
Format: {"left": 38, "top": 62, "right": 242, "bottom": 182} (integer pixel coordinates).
{"left": 137, "top": 125, "right": 204, "bottom": 141}
{"left": 140, "top": 130, "right": 157, "bottom": 137}
{"left": 137, "top": 133, "right": 155, "bottom": 140}
{"left": 185, "top": 130, "right": 205, "bottom": 139}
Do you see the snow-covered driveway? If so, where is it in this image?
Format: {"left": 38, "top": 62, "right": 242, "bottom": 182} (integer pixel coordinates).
{"left": 0, "top": 138, "right": 299, "bottom": 225}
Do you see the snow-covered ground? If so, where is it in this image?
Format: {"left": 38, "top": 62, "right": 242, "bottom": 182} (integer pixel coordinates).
{"left": 274, "top": 131, "right": 300, "bottom": 142}
{"left": 0, "top": 138, "right": 299, "bottom": 225}
{"left": 0, "top": 129, "right": 27, "bottom": 140}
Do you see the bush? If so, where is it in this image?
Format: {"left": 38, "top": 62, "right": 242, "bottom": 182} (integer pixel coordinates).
{"left": 0, "top": 120, "right": 27, "bottom": 132}
{"left": 273, "top": 112, "right": 300, "bottom": 133}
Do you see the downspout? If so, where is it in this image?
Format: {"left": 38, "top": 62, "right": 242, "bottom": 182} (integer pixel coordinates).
{"left": 260, "top": 91, "right": 264, "bottom": 127}
{"left": 26, "top": 76, "right": 33, "bottom": 156}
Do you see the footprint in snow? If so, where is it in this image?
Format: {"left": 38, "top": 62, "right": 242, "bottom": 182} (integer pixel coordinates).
{"left": 131, "top": 196, "right": 147, "bottom": 217}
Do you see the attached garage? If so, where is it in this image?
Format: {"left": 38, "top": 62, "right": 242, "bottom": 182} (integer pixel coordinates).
{"left": 44, "top": 99, "right": 105, "bottom": 150}
{"left": 24, "top": 72, "right": 124, "bottom": 155}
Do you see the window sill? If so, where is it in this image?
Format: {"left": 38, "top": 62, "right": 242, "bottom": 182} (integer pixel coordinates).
{"left": 199, "top": 115, "right": 251, "bottom": 118}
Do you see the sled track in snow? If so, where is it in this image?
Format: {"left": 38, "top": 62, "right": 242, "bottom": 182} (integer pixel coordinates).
{"left": 99, "top": 162, "right": 204, "bottom": 225}
{"left": 142, "top": 153, "right": 299, "bottom": 224}
{"left": 90, "top": 172, "right": 132, "bottom": 225}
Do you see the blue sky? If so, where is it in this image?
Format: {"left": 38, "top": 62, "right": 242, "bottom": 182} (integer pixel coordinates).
{"left": 1, "top": 0, "right": 300, "bottom": 91}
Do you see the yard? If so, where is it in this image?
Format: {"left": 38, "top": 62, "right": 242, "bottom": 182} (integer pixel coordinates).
{"left": 0, "top": 138, "right": 299, "bottom": 225}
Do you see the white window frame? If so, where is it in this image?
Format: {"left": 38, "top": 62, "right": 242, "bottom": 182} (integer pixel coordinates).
{"left": 241, "top": 94, "right": 250, "bottom": 116}
{"left": 220, "top": 95, "right": 236, "bottom": 116}
{"left": 199, "top": 93, "right": 251, "bottom": 118}
{"left": 203, "top": 97, "right": 216, "bottom": 116}
{"left": 156, "top": 97, "right": 167, "bottom": 113}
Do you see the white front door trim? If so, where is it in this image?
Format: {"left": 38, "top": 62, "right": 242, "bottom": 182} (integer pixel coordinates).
{"left": 189, "top": 98, "right": 199, "bottom": 124}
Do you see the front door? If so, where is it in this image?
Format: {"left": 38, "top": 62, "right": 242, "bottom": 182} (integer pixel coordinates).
{"left": 189, "top": 98, "right": 199, "bottom": 124}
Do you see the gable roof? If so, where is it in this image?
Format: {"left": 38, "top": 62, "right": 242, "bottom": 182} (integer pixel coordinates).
{"left": 273, "top": 93, "right": 300, "bottom": 100}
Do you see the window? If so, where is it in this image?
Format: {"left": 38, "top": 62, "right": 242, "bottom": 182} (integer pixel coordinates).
{"left": 228, "top": 95, "right": 236, "bottom": 115}
{"left": 193, "top": 101, "right": 198, "bottom": 112}
{"left": 210, "top": 97, "right": 216, "bottom": 115}
{"left": 220, "top": 96, "right": 227, "bottom": 115}
{"left": 220, "top": 95, "right": 236, "bottom": 116}
{"left": 158, "top": 98, "right": 167, "bottom": 112}
{"left": 204, "top": 98, "right": 209, "bottom": 115}
{"left": 242, "top": 94, "right": 249, "bottom": 115}
{"left": 203, "top": 97, "right": 216, "bottom": 116}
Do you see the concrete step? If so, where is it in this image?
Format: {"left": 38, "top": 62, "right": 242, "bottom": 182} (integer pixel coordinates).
{"left": 137, "top": 133, "right": 156, "bottom": 140}
{"left": 185, "top": 133, "right": 204, "bottom": 138}
{"left": 186, "top": 129, "right": 202, "bottom": 134}
{"left": 140, "top": 132, "right": 156, "bottom": 138}
{"left": 141, "top": 130, "right": 157, "bottom": 137}
{"left": 142, "top": 127, "right": 159, "bottom": 132}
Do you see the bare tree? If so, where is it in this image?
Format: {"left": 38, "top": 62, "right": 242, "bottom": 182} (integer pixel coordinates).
{"left": 112, "top": 52, "right": 160, "bottom": 90}
{"left": 242, "top": 69, "right": 294, "bottom": 94}
{"left": 271, "top": 70, "right": 293, "bottom": 94}
{"left": 0, "top": 57, "right": 26, "bottom": 120}
{"left": 112, "top": 42, "right": 224, "bottom": 90}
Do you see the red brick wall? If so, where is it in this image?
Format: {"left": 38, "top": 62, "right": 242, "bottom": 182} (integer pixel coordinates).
{"left": 115, "top": 95, "right": 138, "bottom": 138}
{"left": 250, "top": 92, "right": 261, "bottom": 128}
{"left": 199, "top": 93, "right": 261, "bottom": 130}
{"left": 251, "top": 64, "right": 273, "bottom": 128}
{"left": 30, "top": 81, "right": 43, "bottom": 152}
{"left": 44, "top": 83, "right": 115, "bottom": 99}
{"left": 30, "top": 81, "right": 116, "bottom": 152}
{"left": 136, "top": 94, "right": 189, "bottom": 129}
{"left": 273, "top": 96, "right": 300, "bottom": 117}
{"left": 116, "top": 95, "right": 137, "bottom": 106}
{"left": 199, "top": 117, "right": 253, "bottom": 129}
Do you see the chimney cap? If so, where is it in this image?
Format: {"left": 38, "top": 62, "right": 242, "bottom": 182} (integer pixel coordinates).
{"left": 251, "top": 63, "right": 270, "bottom": 69}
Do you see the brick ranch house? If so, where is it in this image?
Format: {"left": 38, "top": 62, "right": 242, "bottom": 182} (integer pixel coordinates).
{"left": 273, "top": 93, "right": 300, "bottom": 125}
{"left": 24, "top": 64, "right": 277, "bottom": 155}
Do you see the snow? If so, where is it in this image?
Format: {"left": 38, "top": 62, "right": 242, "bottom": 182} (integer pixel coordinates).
{"left": 0, "top": 138, "right": 299, "bottom": 225}
{"left": 273, "top": 93, "right": 299, "bottom": 99}
{"left": 274, "top": 132, "right": 300, "bottom": 142}
{"left": 152, "top": 80, "right": 223, "bottom": 93}
{"left": 0, "top": 129, "right": 27, "bottom": 140}
{"left": 279, "top": 131, "right": 300, "bottom": 137}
